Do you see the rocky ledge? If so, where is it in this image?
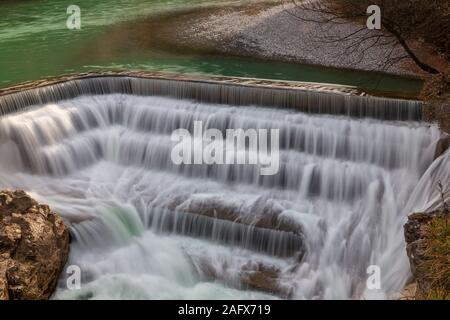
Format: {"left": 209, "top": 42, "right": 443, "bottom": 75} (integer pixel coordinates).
{"left": 0, "top": 190, "right": 69, "bottom": 300}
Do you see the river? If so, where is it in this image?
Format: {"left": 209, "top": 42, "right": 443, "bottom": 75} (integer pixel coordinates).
{"left": 0, "top": 0, "right": 422, "bottom": 97}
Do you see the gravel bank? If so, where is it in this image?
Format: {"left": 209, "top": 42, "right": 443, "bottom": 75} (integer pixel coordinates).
{"left": 174, "top": 2, "right": 417, "bottom": 76}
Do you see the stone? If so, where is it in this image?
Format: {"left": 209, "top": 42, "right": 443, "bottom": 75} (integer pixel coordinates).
{"left": 399, "top": 283, "right": 417, "bottom": 300}
{"left": 0, "top": 190, "right": 70, "bottom": 300}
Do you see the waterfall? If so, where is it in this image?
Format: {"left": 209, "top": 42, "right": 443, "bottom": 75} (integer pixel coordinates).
{"left": 404, "top": 149, "right": 450, "bottom": 213}
{"left": 0, "top": 76, "right": 422, "bottom": 120}
{"left": 0, "top": 78, "right": 443, "bottom": 300}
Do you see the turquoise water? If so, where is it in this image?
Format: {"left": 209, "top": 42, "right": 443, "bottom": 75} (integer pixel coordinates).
{"left": 0, "top": 0, "right": 422, "bottom": 97}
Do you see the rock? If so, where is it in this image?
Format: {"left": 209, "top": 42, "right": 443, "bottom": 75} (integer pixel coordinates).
{"left": 0, "top": 190, "right": 70, "bottom": 300}
{"left": 177, "top": 197, "right": 304, "bottom": 235}
{"left": 240, "top": 263, "right": 293, "bottom": 298}
{"left": 192, "top": 256, "right": 293, "bottom": 298}
{"left": 0, "top": 278, "right": 8, "bottom": 300}
{"left": 399, "top": 283, "right": 417, "bottom": 300}
{"left": 404, "top": 212, "right": 434, "bottom": 244}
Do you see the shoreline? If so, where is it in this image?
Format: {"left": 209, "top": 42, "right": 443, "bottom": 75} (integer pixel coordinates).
{"left": 162, "top": 2, "right": 419, "bottom": 77}
{"left": 69, "top": 1, "right": 426, "bottom": 100}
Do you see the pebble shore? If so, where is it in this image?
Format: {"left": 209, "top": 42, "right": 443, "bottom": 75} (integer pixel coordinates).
{"left": 175, "top": 2, "right": 416, "bottom": 76}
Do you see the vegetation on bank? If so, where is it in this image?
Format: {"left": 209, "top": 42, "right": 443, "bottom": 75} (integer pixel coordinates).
{"left": 405, "top": 182, "right": 449, "bottom": 300}
{"left": 418, "top": 216, "right": 450, "bottom": 300}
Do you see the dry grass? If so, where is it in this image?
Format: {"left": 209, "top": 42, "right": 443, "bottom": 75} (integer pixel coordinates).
{"left": 419, "top": 216, "right": 450, "bottom": 300}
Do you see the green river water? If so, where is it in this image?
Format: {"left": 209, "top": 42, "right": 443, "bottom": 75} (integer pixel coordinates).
{"left": 0, "top": 0, "right": 423, "bottom": 97}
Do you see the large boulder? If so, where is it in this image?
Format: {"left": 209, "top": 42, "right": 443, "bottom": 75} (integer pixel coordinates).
{"left": 0, "top": 190, "right": 69, "bottom": 300}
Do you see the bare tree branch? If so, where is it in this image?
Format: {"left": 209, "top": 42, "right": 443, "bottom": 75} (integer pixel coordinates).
{"left": 289, "top": 0, "right": 448, "bottom": 75}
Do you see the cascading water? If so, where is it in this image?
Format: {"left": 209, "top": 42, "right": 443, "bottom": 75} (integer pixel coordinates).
{"left": 0, "top": 78, "right": 446, "bottom": 299}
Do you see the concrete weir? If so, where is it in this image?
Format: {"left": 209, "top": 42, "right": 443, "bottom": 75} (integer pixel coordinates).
{"left": 0, "top": 71, "right": 441, "bottom": 299}
{"left": 0, "top": 71, "right": 422, "bottom": 120}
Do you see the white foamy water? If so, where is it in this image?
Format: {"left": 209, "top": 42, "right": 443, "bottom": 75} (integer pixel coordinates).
{"left": 0, "top": 94, "right": 445, "bottom": 299}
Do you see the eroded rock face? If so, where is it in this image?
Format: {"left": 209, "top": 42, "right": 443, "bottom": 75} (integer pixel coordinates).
{"left": 176, "top": 196, "right": 304, "bottom": 235}
{"left": 0, "top": 190, "right": 69, "bottom": 300}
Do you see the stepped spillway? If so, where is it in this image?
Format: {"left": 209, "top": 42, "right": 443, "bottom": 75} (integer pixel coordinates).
{"left": 0, "top": 76, "right": 422, "bottom": 120}
{"left": 0, "top": 77, "right": 446, "bottom": 299}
